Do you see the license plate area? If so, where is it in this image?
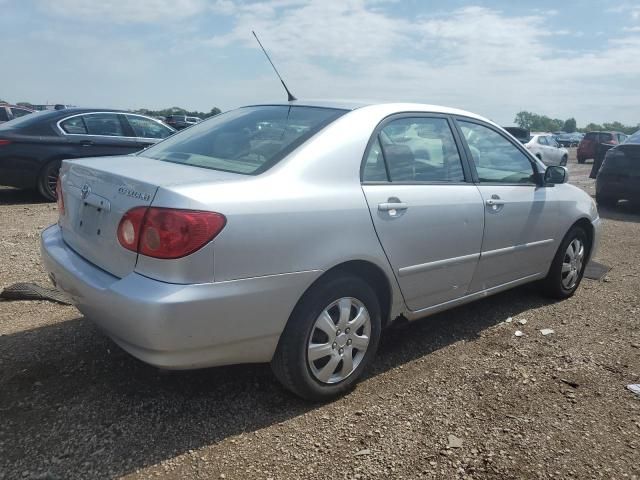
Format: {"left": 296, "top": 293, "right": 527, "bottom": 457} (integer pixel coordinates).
{"left": 77, "top": 201, "right": 106, "bottom": 238}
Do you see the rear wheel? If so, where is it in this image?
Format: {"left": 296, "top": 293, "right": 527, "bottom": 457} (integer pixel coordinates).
{"left": 540, "top": 226, "right": 588, "bottom": 299}
{"left": 37, "top": 160, "right": 61, "bottom": 201}
{"left": 271, "top": 274, "right": 381, "bottom": 401}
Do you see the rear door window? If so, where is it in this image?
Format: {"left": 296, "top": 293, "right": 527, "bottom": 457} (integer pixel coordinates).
{"left": 537, "top": 136, "right": 548, "bottom": 145}
{"left": 83, "top": 113, "right": 125, "bottom": 136}
{"left": 600, "top": 133, "right": 613, "bottom": 143}
{"left": 125, "top": 115, "right": 173, "bottom": 139}
{"left": 374, "top": 117, "right": 465, "bottom": 182}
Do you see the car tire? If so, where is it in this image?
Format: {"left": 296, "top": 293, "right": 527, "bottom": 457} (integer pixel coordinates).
{"left": 561, "top": 155, "right": 568, "bottom": 166}
{"left": 540, "top": 226, "right": 589, "bottom": 299}
{"left": 596, "top": 193, "right": 617, "bottom": 208}
{"left": 271, "top": 274, "right": 382, "bottom": 401}
{"left": 37, "top": 160, "right": 62, "bottom": 201}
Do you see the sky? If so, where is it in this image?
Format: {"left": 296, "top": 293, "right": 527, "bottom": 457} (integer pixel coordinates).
{"left": 1, "top": 0, "right": 639, "bottom": 126}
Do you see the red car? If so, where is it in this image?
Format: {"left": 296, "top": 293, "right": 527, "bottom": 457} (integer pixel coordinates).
{"left": 577, "top": 131, "right": 627, "bottom": 164}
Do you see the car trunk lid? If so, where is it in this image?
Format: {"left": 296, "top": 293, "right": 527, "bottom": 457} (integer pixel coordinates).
{"left": 58, "top": 155, "right": 242, "bottom": 278}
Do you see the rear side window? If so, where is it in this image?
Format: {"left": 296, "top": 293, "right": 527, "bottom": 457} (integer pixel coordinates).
{"left": 60, "top": 116, "right": 87, "bottom": 134}
{"left": 600, "top": 133, "right": 613, "bottom": 143}
{"left": 83, "top": 113, "right": 124, "bottom": 136}
{"left": 125, "top": 115, "right": 173, "bottom": 139}
{"left": 0, "top": 108, "right": 8, "bottom": 122}
{"left": 585, "top": 132, "right": 598, "bottom": 141}
{"left": 369, "top": 117, "right": 465, "bottom": 182}
{"left": 537, "top": 136, "right": 548, "bottom": 145}
{"left": 140, "top": 106, "right": 346, "bottom": 175}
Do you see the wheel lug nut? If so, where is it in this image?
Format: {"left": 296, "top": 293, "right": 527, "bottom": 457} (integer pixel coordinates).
{"left": 347, "top": 339, "right": 352, "bottom": 345}
{"left": 345, "top": 328, "right": 350, "bottom": 333}
{"left": 332, "top": 342, "right": 337, "bottom": 349}
{"left": 336, "top": 329, "right": 341, "bottom": 335}
{"left": 339, "top": 348, "right": 344, "bottom": 354}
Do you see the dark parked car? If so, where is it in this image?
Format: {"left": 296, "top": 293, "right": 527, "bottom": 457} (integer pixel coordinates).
{"left": 503, "top": 126, "right": 530, "bottom": 144}
{"left": 164, "top": 115, "right": 202, "bottom": 130}
{"left": 577, "top": 131, "right": 626, "bottom": 164}
{"left": 556, "top": 132, "right": 583, "bottom": 148}
{"left": 596, "top": 130, "right": 640, "bottom": 207}
{"left": 0, "top": 104, "right": 34, "bottom": 124}
{"left": 0, "top": 108, "right": 175, "bottom": 200}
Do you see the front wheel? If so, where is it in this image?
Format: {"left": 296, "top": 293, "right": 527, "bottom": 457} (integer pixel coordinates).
{"left": 540, "top": 226, "right": 588, "bottom": 299}
{"left": 37, "top": 160, "right": 61, "bottom": 201}
{"left": 271, "top": 275, "right": 381, "bottom": 401}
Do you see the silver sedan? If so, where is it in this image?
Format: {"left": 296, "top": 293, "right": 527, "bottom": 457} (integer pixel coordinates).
{"left": 41, "top": 101, "right": 600, "bottom": 400}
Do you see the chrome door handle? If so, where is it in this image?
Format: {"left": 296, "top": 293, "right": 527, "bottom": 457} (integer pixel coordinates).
{"left": 378, "top": 202, "right": 409, "bottom": 211}
{"left": 485, "top": 199, "right": 504, "bottom": 206}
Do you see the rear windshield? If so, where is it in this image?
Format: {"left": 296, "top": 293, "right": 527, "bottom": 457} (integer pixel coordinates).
{"left": 584, "top": 132, "right": 598, "bottom": 140}
{"left": 140, "top": 106, "right": 347, "bottom": 175}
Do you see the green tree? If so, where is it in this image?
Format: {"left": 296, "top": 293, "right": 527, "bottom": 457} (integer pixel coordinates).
{"left": 562, "top": 118, "right": 577, "bottom": 133}
{"left": 514, "top": 111, "right": 538, "bottom": 130}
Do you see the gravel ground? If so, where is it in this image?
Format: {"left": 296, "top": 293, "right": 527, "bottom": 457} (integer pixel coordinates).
{"left": 1, "top": 152, "right": 639, "bottom": 480}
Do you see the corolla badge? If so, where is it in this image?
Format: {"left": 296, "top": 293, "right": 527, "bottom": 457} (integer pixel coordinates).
{"left": 118, "top": 186, "right": 151, "bottom": 202}
{"left": 80, "top": 184, "right": 91, "bottom": 200}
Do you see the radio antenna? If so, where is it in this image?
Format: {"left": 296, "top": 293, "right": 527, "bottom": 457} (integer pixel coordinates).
{"left": 252, "top": 30, "right": 297, "bottom": 102}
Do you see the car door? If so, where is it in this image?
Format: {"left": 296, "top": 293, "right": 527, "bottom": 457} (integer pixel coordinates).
{"left": 59, "top": 113, "right": 140, "bottom": 156}
{"left": 361, "top": 115, "right": 485, "bottom": 311}
{"left": 124, "top": 114, "right": 174, "bottom": 149}
{"left": 455, "top": 119, "right": 558, "bottom": 292}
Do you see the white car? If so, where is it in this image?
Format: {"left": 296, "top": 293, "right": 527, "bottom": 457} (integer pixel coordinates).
{"left": 525, "top": 133, "right": 569, "bottom": 166}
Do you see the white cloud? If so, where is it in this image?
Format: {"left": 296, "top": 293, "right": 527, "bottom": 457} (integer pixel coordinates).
{"left": 201, "top": 1, "right": 640, "bottom": 124}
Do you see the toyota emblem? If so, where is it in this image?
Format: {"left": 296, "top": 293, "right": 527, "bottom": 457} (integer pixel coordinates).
{"left": 80, "top": 184, "right": 91, "bottom": 200}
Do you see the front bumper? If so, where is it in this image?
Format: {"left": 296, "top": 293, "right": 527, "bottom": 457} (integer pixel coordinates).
{"left": 589, "top": 217, "right": 602, "bottom": 264}
{"left": 41, "top": 225, "right": 321, "bottom": 369}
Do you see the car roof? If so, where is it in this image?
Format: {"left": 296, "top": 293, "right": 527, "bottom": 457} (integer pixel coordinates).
{"left": 249, "top": 99, "right": 496, "bottom": 124}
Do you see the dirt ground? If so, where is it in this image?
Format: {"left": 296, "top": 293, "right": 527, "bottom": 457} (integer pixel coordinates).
{"left": 1, "top": 152, "right": 639, "bottom": 480}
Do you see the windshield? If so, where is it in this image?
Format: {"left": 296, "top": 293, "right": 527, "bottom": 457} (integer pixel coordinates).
{"left": 625, "top": 130, "right": 640, "bottom": 144}
{"left": 140, "top": 105, "right": 347, "bottom": 175}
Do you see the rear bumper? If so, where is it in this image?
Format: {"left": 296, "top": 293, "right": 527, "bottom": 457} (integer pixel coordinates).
{"left": 41, "top": 224, "right": 321, "bottom": 369}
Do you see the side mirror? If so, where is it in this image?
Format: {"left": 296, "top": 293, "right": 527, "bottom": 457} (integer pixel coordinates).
{"left": 544, "top": 166, "right": 568, "bottom": 185}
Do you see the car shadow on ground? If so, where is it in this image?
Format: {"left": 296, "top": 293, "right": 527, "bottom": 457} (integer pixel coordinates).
{"left": 598, "top": 201, "right": 640, "bottom": 223}
{"left": 0, "top": 187, "right": 48, "bottom": 206}
{"left": 0, "top": 285, "right": 555, "bottom": 479}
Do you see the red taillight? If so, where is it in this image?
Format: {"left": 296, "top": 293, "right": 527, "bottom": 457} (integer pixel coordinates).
{"left": 117, "top": 207, "right": 226, "bottom": 259}
{"left": 56, "top": 177, "right": 65, "bottom": 215}
{"left": 0, "top": 139, "right": 11, "bottom": 146}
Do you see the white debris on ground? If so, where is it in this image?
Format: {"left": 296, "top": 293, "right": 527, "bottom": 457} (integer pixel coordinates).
{"left": 540, "top": 329, "right": 555, "bottom": 336}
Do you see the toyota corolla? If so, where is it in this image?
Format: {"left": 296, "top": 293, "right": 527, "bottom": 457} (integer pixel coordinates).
{"left": 41, "top": 101, "right": 600, "bottom": 400}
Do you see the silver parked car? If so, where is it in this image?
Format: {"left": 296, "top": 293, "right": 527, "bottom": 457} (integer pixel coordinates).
{"left": 41, "top": 101, "right": 601, "bottom": 400}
